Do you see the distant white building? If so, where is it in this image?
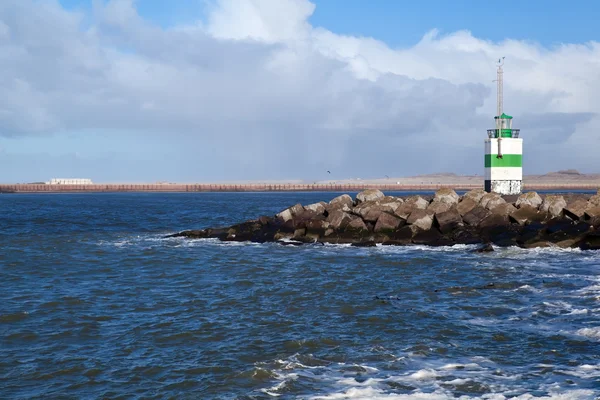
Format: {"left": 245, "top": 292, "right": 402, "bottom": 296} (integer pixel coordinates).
{"left": 47, "top": 178, "right": 93, "bottom": 185}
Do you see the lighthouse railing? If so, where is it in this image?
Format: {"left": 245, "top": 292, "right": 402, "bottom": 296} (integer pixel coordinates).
{"left": 487, "top": 129, "right": 520, "bottom": 139}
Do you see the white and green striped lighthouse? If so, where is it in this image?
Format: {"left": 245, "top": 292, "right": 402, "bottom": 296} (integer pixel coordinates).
{"left": 484, "top": 58, "right": 522, "bottom": 195}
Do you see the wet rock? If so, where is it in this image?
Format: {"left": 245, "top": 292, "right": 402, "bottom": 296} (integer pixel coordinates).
{"left": 564, "top": 199, "right": 589, "bottom": 221}
{"left": 545, "top": 218, "right": 590, "bottom": 244}
{"left": 457, "top": 197, "right": 478, "bottom": 217}
{"left": 540, "top": 195, "right": 567, "bottom": 218}
{"left": 351, "top": 240, "right": 377, "bottom": 247}
{"left": 433, "top": 188, "right": 459, "bottom": 205}
{"left": 165, "top": 229, "right": 209, "bottom": 239}
{"left": 386, "top": 225, "right": 419, "bottom": 244}
{"left": 479, "top": 213, "right": 509, "bottom": 229}
{"left": 463, "top": 206, "right": 491, "bottom": 227}
{"left": 434, "top": 208, "right": 463, "bottom": 234}
{"left": 374, "top": 212, "right": 404, "bottom": 233}
{"left": 515, "top": 192, "right": 543, "bottom": 209}
{"left": 412, "top": 228, "right": 451, "bottom": 246}
{"left": 579, "top": 232, "right": 600, "bottom": 250}
{"left": 258, "top": 216, "right": 272, "bottom": 226}
{"left": 407, "top": 209, "right": 434, "bottom": 231}
{"left": 356, "top": 189, "right": 384, "bottom": 204}
{"left": 450, "top": 227, "right": 482, "bottom": 245}
{"left": 474, "top": 243, "right": 494, "bottom": 253}
{"left": 276, "top": 203, "right": 304, "bottom": 222}
{"left": 510, "top": 205, "right": 546, "bottom": 226}
{"left": 278, "top": 241, "right": 304, "bottom": 246}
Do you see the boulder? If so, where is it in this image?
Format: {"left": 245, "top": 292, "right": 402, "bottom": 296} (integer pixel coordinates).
{"left": 515, "top": 192, "right": 542, "bottom": 209}
{"left": 346, "top": 217, "right": 369, "bottom": 232}
{"left": 293, "top": 228, "right": 306, "bottom": 239}
{"left": 433, "top": 188, "right": 460, "bottom": 205}
{"left": 589, "top": 194, "right": 600, "bottom": 208}
{"left": 564, "top": 199, "right": 589, "bottom": 221}
{"left": 406, "top": 209, "right": 434, "bottom": 231}
{"left": 374, "top": 212, "right": 404, "bottom": 233}
{"left": 484, "top": 196, "right": 506, "bottom": 211}
{"left": 463, "top": 189, "right": 487, "bottom": 203}
{"left": 326, "top": 210, "right": 354, "bottom": 230}
{"left": 379, "top": 196, "right": 404, "bottom": 212}
{"left": 579, "top": 232, "right": 600, "bottom": 250}
{"left": 474, "top": 243, "right": 494, "bottom": 253}
{"left": 394, "top": 196, "right": 429, "bottom": 219}
{"left": 540, "top": 195, "right": 567, "bottom": 218}
{"left": 356, "top": 189, "right": 384, "bottom": 204}
{"left": 305, "top": 219, "right": 330, "bottom": 234}
{"left": 480, "top": 193, "right": 502, "bottom": 209}
{"left": 276, "top": 203, "right": 304, "bottom": 222}
{"left": 479, "top": 213, "right": 509, "bottom": 229}
{"left": 427, "top": 201, "right": 452, "bottom": 215}
{"left": 434, "top": 208, "right": 463, "bottom": 234}
{"left": 404, "top": 195, "right": 429, "bottom": 209}
{"left": 463, "top": 206, "right": 491, "bottom": 226}
{"left": 353, "top": 201, "right": 390, "bottom": 222}
{"left": 510, "top": 205, "right": 547, "bottom": 226}
{"left": 329, "top": 194, "right": 353, "bottom": 209}
{"left": 584, "top": 206, "right": 600, "bottom": 220}
{"left": 304, "top": 201, "right": 327, "bottom": 215}
{"left": 490, "top": 203, "right": 517, "bottom": 217}
{"left": 457, "top": 197, "right": 479, "bottom": 216}
{"left": 412, "top": 228, "right": 453, "bottom": 246}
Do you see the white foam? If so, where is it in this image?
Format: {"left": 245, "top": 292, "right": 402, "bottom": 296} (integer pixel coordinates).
{"left": 407, "top": 368, "right": 438, "bottom": 380}
{"left": 310, "top": 387, "right": 449, "bottom": 400}
{"left": 575, "top": 327, "right": 600, "bottom": 340}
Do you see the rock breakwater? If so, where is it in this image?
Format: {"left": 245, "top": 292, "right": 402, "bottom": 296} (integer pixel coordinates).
{"left": 168, "top": 189, "right": 600, "bottom": 250}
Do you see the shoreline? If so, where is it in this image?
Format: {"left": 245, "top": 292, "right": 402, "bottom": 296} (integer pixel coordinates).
{"left": 1, "top": 183, "right": 599, "bottom": 193}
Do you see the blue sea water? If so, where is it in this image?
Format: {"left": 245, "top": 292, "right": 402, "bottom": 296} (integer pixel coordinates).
{"left": 1, "top": 192, "right": 600, "bottom": 399}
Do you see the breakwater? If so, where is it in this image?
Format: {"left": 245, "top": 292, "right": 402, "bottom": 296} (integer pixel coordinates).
{"left": 1, "top": 183, "right": 599, "bottom": 193}
{"left": 169, "top": 188, "right": 600, "bottom": 250}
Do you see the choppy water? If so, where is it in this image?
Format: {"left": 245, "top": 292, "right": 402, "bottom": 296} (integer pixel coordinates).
{"left": 1, "top": 192, "right": 600, "bottom": 399}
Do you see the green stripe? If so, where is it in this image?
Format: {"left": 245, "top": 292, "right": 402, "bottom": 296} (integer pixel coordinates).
{"left": 484, "top": 154, "right": 522, "bottom": 168}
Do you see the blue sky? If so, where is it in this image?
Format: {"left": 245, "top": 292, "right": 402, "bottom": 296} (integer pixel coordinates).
{"left": 58, "top": 0, "right": 600, "bottom": 47}
{"left": 1, "top": 0, "right": 599, "bottom": 182}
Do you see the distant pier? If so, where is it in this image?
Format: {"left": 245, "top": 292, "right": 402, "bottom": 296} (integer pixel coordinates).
{"left": 0, "top": 183, "right": 598, "bottom": 193}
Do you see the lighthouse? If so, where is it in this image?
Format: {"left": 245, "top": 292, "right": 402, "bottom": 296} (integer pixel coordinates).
{"left": 484, "top": 58, "right": 522, "bottom": 195}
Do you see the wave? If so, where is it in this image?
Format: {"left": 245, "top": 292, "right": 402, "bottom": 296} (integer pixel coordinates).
{"left": 254, "top": 354, "right": 599, "bottom": 400}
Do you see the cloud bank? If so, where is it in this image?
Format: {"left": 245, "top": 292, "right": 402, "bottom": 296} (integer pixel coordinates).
{"left": 0, "top": 0, "right": 598, "bottom": 181}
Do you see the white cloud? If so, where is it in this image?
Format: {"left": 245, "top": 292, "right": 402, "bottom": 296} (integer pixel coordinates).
{"left": 0, "top": 0, "right": 598, "bottom": 181}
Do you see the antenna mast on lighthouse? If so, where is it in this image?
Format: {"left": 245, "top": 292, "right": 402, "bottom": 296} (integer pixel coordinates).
{"left": 496, "top": 57, "right": 504, "bottom": 117}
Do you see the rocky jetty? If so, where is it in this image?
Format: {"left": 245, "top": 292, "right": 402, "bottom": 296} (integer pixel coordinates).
{"left": 167, "top": 189, "right": 600, "bottom": 250}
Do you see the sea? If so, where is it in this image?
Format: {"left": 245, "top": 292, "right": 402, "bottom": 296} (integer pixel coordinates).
{"left": 1, "top": 192, "right": 599, "bottom": 399}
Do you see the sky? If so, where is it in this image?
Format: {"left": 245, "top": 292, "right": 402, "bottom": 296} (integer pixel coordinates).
{"left": 1, "top": 0, "right": 599, "bottom": 183}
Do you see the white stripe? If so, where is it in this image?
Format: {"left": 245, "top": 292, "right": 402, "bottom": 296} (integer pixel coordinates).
{"left": 485, "top": 138, "right": 523, "bottom": 155}
{"left": 485, "top": 167, "right": 523, "bottom": 180}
